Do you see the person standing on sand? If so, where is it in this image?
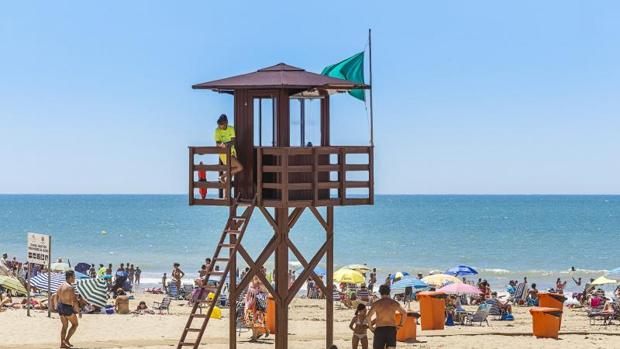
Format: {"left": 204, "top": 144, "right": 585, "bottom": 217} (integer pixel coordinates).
{"left": 366, "top": 285, "right": 407, "bottom": 349}
{"left": 162, "top": 273, "right": 168, "bottom": 293}
{"left": 369, "top": 268, "right": 377, "bottom": 292}
{"left": 57, "top": 270, "right": 79, "bottom": 349}
{"left": 135, "top": 266, "right": 141, "bottom": 285}
{"left": 172, "top": 263, "right": 185, "bottom": 292}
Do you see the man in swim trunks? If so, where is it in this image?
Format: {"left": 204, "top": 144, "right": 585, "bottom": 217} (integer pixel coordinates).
{"left": 366, "top": 285, "right": 407, "bottom": 349}
{"left": 214, "top": 114, "right": 243, "bottom": 182}
{"left": 57, "top": 270, "right": 79, "bottom": 348}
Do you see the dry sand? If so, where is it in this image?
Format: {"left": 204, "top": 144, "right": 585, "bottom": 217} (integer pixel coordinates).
{"left": 1, "top": 293, "right": 618, "bottom": 349}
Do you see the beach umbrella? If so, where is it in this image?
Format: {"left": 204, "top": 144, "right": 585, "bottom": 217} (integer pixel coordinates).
{"left": 74, "top": 263, "right": 91, "bottom": 274}
{"left": 334, "top": 268, "right": 365, "bottom": 284}
{"left": 390, "top": 277, "right": 428, "bottom": 293}
{"left": 30, "top": 272, "right": 65, "bottom": 293}
{"left": 342, "top": 264, "right": 371, "bottom": 273}
{"left": 51, "top": 262, "right": 71, "bottom": 272}
{"left": 438, "top": 283, "right": 482, "bottom": 295}
{"left": 389, "top": 272, "right": 410, "bottom": 281}
{"left": 591, "top": 276, "right": 617, "bottom": 286}
{"left": 422, "top": 274, "right": 463, "bottom": 288}
{"left": 76, "top": 278, "right": 109, "bottom": 307}
{"left": 445, "top": 265, "right": 478, "bottom": 277}
{"left": 0, "top": 275, "right": 28, "bottom": 295}
{"left": 74, "top": 271, "right": 90, "bottom": 279}
{"left": 296, "top": 266, "right": 327, "bottom": 277}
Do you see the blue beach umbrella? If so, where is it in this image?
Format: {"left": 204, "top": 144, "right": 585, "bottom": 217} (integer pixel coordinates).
{"left": 30, "top": 272, "right": 65, "bottom": 293}
{"left": 74, "top": 263, "right": 91, "bottom": 275}
{"left": 390, "top": 277, "right": 429, "bottom": 293}
{"left": 445, "top": 265, "right": 478, "bottom": 277}
{"left": 74, "top": 271, "right": 91, "bottom": 279}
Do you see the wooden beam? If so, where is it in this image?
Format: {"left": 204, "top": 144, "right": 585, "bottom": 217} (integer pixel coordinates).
{"left": 236, "top": 244, "right": 279, "bottom": 302}
{"left": 287, "top": 207, "right": 305, "bottom": 230}
{"left": 259, "top": 206, "right": 278, "bottom": 231}
{"left": 275, "top": 207, "right": 289, "bottom": 349}
{"left": 228, "top": 205, "right": 237, "bottom": 349}
{"left": 286, "top": 240, "right": 328, "bottom": 305}
{"left": 286, "top": 237, "right": 326, "bottom": 293}
{"left": 309, "top": 207, "right": 328, "bottom": 230}
{"left": 235, "top": 235, "right": 278, "bottom": 293}
{"left": 326, "top": 206, "right": 334, "bottom": 348}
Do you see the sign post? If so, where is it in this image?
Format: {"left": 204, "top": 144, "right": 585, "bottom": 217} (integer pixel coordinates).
{"left": 27, "top": 232, "right": 51, "bottom": 317}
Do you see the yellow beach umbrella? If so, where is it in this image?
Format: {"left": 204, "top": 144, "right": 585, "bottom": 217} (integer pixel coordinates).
{"left": 0, "top": 275, "right": 28, "bottom": 295}
{"left": 334, "top": 268, "right": 365, "bottom": 284}
{"left": 422, "top": 274, "right": 463, "bottom": 288}
{"left": 591, "top": 276, "right": 617, "bottom": 286}
{"left": 342, "top": 264, "right": 371, "bottom": 273}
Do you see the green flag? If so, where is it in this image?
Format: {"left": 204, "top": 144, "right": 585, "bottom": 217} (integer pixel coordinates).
{"left": 321, "top": 52, "right": 365, "bottom": 101}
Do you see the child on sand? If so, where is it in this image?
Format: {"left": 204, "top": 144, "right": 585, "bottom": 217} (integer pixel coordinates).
{"left": 349, "top": 303, "right": 370, "bottom": 349}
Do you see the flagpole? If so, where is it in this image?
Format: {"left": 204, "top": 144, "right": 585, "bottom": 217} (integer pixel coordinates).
{"left": 368, "top": 28, "right": 374, "bottom": 147}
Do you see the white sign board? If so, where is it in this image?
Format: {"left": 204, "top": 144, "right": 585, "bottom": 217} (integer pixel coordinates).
{"left": 27, "top": 232, "right": 50, "bottom": 265}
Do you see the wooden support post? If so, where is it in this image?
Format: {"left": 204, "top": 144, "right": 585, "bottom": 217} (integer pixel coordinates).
{"left": 326, "top": 206, "right": 334, "bottom": 348}
{"left": 275, "top": 207, "right": 289, "bottom": 349}
{"left": 229, "top": 205, "right": 237, "bottom": 349}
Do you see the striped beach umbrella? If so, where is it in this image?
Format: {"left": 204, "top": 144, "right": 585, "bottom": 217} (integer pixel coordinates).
{"left": 0, "top": 275, "right": 28, "bottom": 295}
{"left": 76, "top": 278, "right": 108, "bottom": 307}
{"left": 30, "top": 272, "right": 65, "bottom": 293}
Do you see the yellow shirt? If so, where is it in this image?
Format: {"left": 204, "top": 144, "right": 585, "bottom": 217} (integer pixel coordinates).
{"left": 214, "top": 126, "right": 237, "bottom": 162}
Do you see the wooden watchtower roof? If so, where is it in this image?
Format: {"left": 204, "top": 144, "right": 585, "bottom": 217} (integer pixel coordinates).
{"left": 192, "top": 63, "right": 368, "bottom": 92}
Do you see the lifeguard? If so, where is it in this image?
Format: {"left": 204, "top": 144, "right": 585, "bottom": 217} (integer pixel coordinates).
{"left": 214, "top": 114, "right": 243, "bottom": 182}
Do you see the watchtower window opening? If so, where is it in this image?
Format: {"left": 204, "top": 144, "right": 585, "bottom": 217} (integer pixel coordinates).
{"left": 253, "top": 97, "right": 276, "bottom": 147}
{"left": 290, "top": 97, "right": 321, "bottom": 147}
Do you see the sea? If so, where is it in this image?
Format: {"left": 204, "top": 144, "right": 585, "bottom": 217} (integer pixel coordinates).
{"left": 1, "top": 195, "right": 618, "bottom": 293}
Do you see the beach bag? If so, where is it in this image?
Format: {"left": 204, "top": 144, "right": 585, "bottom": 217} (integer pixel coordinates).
{"left": 256, "top": 293, "right": 267, "bottom": 312}
{"left": 445, "top": 313, "right": 455, "bottom": 326}
{"left": 501, "top": 313, "right": 514, "bottom": 321}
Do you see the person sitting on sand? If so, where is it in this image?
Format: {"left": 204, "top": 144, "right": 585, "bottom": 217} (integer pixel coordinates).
{"left": 114, "top": 288, "right": 130, "bottom": 314}
{"left": 57, "top": 270, "right": 79, "bottom": 349}
{"left": 349, "top": 303, "right": 370, "bottom": 349}
{"left": 527, "top": 283, "right": 539, "bottom": 306}
{"left": 214, "top": 114, "right": 243, "bottom": 182}
{"left": 366, "top": 285, "right": 407, "bottom": 349}
{"left": 132, "top": 301, "right": 155, "bottom": 315}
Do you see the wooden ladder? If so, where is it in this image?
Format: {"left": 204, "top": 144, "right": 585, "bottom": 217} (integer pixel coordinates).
{"left": 177, "top": 198, "right": 256, "bottom": 349}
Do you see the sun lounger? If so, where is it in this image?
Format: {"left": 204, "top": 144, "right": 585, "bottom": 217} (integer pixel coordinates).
{"left": 464, "top": 303, "right": 491, "bottom": 326}
{"left": 485, "top": 299, "right": 504, "bottom": 319}
{"left": 153, "top": 296, "right": 171, "bottom": 314}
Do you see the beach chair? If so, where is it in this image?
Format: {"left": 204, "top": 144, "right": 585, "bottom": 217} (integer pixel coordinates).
{"left": 510, "top": 283, "right": 527, "bottom": 305}
{"left": 153, "top": 296, "right": 171, "bottom": 314}
{"left": 485, "top": 299, "right": 504, "bottom": 320}
{"left": 464, "top": 303, "right": 491, "bottom": 326}
{"left": 167, "top": 281, "right": 179, "bottom": 299}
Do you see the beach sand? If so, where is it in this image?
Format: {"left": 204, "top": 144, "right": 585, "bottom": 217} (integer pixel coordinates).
{"left": 1, "top": 293, "right": 618, "bottom": 349}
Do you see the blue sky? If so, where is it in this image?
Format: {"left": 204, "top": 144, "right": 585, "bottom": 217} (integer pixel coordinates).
{"left": 1, "top": 1, "right": 619, "bottom": 194}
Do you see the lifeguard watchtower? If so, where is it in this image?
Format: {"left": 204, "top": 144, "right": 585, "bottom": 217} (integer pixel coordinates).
{"left": 178, "top": 63, "right": 373, "bottom": 349}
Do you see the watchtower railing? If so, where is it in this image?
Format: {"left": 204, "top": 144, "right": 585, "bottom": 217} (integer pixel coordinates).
{"left": 257, "top": 146, "right": 374, "bottom": 207}
{"left": 189, "top": 146, "right": 233, "bottom": 206}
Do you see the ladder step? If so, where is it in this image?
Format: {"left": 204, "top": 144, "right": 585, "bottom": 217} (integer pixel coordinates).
{"left": 225, "top": 230, "right": 241, "bottom": 234}
{"left": 209, "top": 271, "right": 225, "bottom": 275}
{"left": 179, "top": 342, "right": 197, "bottom": 346}
{"left": 185, "top": 328, "right": 202, "bottom": 332}
{"left": 232, "top": 217, "right": 246, "bottom": 221}
{"left": 219, "top": 243, "right": 235, "bottom": 248}
{"left": 213, "top": 257, "right": 229, "bottom": 261}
